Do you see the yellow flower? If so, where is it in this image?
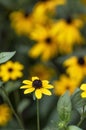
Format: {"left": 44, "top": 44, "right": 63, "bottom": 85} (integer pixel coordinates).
{"left": 10, "top": 11, "right": 33, "bottom": 35}
{"left": 0, "top": 104, "right": 12, "bottom": 126}
{"left": 80, "top": 84, "right": 86, "bottom": 98}
{"left": 32, "top": 0, "right": 66, "bottom": 23}
{"left": 63, "top": 56, "right": 86, "bottom": 82}
{"left": 53, "top": 17, "right": 84, "bottom": 53}
{"left": 29, "top": 63, "right": 56, "bottom": 80}
{"left": 0, "top": 61, "right": 24, "bottom": 82}
{"left": 54, "top": 75, "right": 78, "bottom": 96}
{"left": 20, "top": 76, "right": 54, "bottom": 99}
{"left": 29, "top": 24, "right": 59, "bottom": 61}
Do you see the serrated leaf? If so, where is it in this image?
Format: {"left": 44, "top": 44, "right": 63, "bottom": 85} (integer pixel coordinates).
{"left": 0, "top": 51, "right": 16, "bottom": 64}
{"left": 57, "top": 91, "right": 72, "bottom": 123}
{"left": 67, "top": 125, "right": 83, "bottom": 130}
{"left": 71, "top": 90, "right": 86, "bottom": 109}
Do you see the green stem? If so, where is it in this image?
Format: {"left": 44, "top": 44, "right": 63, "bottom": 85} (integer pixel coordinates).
{"left": 36, "top": 99, "right": 40, "bottom": 130}
{"left": 77, "top": 105, "right": 85, "bottom": 127}
{"left": 1, "top": 87, "right": 25, "bottom": 130}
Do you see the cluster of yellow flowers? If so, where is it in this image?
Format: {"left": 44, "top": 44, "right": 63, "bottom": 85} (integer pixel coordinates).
{"left": 9, "top": 0, "right": 86, "bottom": 99}
{"left": 10, "top": 0, "right": 84, "bottom": 61}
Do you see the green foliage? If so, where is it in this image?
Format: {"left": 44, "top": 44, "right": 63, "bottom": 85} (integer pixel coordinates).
{"left": 0, "top": 51, "right": 16, "bottom": 64}
{"left": 67, "top": 125, "right": 83, "bottom": 130}
{"left": 71, "top": 89, "right": 86, "bottom": 109}
{"left": 57, "top": 91, "right": 72, "bottom": 129}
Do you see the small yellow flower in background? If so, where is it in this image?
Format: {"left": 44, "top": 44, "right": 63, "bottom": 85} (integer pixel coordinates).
{"left": 0, "top": 104, "right": 12, "bottom": 126}
{"left": 53, "top": 17, "right": 84, "bottom": 53}
{"left": 29, "top": 63, "right": 56, "bottom": 80}
{"left": 29, "top": 24, "right": 59, "bottom": 61}
{"left": 54, "top": 75, "right": 79, "bottom": 96}
{"left": 80, "top": 84, "right": 86, "bottom": 98}
{"left": 20, "top": 76, "right": 54, "bottom": 99}
{"left": 32, "top": 0, "right": 66, "bottom": 22}
{"left": 10, "top": 11, "right": 33, "bottom": 36}
{"left": 0, "top": 61, "right": 24, "bottom": 82}
{"left": 63, "top": 56, "right": 86, "bottom": 82}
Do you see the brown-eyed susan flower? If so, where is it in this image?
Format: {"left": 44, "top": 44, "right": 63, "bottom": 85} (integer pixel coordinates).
{"left": 0, "top": 104, "right": 12, "bottom": 126}
{"left": 29, "top": 24, "right": 59, "bottom": 61}
{"left": 54, "top": 75, "right": 79, "bottom": 96}
{"left": 20, "top": 77, "right": 54, "bottom": 99}
{"left": 53, "top": 17, "right": 84, "bottom": 53}
{"left": 0, "top": 61, "right": 24, "bottom": 82}
{"left": 63, "top": 56, "right": 86, "bottom": 82}
{"left": 29, "top": 63, "right": 56, "bottom": 80}
{"left": 10, "top": 10, "right": 33, "bottom": 35}
{"left": 80, "top": 84, "right": 86, "bottom": 98}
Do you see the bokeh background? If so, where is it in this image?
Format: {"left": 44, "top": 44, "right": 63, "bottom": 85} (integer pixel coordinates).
{"left": 1, "top": 0, "right": 86, "bottom": 130}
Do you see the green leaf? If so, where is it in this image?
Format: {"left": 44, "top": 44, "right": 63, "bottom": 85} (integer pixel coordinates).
{"left": 0, "top": 51, "right": 16, "bottom": 64}
{"left": 57, "top": 91, "right": 72, "bottom": 123}
{"left": 71, "top": 89, "right": 86, "bottom": 109}
{"left": 67, "top": 125, "right": 83, "bottom": 130}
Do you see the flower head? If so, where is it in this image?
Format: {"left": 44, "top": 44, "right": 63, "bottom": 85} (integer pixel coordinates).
{"left": 29, "top": 24, "right": 59, "bottom": 61}
{"left": 53, "top": 17, "right": 84, "bottom": 53}
{"left": 0, "top": 104, "right": 12, "bottom": 126}
{"left": 29, "top": 63, "right": 56, "bottom": 80}
{"left": 20, "top": 76, "right": 54, "bottom": 99}
{"left": 54, "top": 75, "right": 78, "bottom": 96}
{"left": 10, "top": 11, "right": 33, "bottom": 35}
{"left": 0, "top": 61, "right": 24, "bottom": 82}
{"left": 63, "top": 56, "right": 86, "bottom": 82}
{"left": 80, "top": 84, "right": 86, "bottom": 98}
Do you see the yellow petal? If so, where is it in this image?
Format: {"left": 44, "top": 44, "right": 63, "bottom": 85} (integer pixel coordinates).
{"left": 42, "top": 80, "right": 49, "bottom": 85}
{"left": 20, "top": 85, "right": 32, "bottom": 89}
{"left": 24, "top": 88, "right": 35, "bottom": 94}
{"left": 23, "top": 80, "right": 32, "bottom": 85}
{"left": 41, "top": 88, "right": 52, "bottom": 95}
{"left": 80, "top": 84, "right": 86, "bottom": 90}
{"left": 35, "top": 89, "right": 42, "bottom": 99}
{"left": 32, "top": 77, "right": 39, "bottom": 81}
{"left": 81, "top": 91, "right": 86, "bottom": 98}
{"left": 42, "top": 80, "right": 54, "bottom": 89}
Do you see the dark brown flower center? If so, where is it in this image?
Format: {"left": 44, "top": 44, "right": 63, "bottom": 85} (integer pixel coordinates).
{"left": 66, "top": 86, "right": 70, "bottom": 90}
{"left": 77, "top": 57, "right": 85, "bottom": 65}
{"left": 24, "top": 12, "right": 30, "bottom": 18}
{"left": 45, "top": 37, "right": 52, "bottom": 44}
{"left": 66, "top": 17, "right": 72, "bottom": 24}
{"left": 8, "top": 68, "right": 13, "bottom": 72}
{"left": 32, "top": 79, "right": 42, "bottom": 89}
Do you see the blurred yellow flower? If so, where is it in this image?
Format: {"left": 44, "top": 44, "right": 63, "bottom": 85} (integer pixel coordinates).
{"left": 80, "top": 84, "right": 86, "bottom": 98}
{"left": 10, "top": 11, "right": 33, "bottom": 35}
{"left": 54, "top": 75, "right": 78, "bottom": 96}
{"left": 0, "top": 104, "right": 12, "bottom": 126}
{"left": 53, "top": 17, "right": 84, "bottom": 53}
{"left": 32, "top": 0, "right": 66, "bottom": 24}
{"left": 63, "top": 56, "right": 86, "bottom": 82}
{"left": 29, "top": 63, "right": 56, "bottom": 80}
{"left": 20, "top": 76, "right": 54, "bottom": 99}
{"left": 29, "top": 24, "right": 59, "bottom": 61}
{"left": 0, "top": 61, "right": 24, "bottom": 82}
